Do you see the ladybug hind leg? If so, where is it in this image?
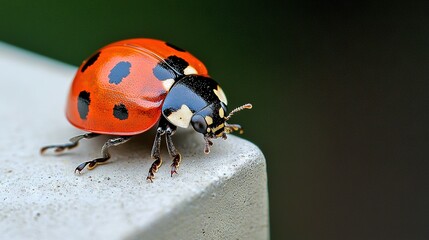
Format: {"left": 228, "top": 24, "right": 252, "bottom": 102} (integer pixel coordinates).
{"left": 40, "top": 132, "right": 100, "bottom": 154}
{"left": 147, "top": 117, "right": 181, "bottom": 182}
{"left": 75, "top": 136, "right": 131, "bottom": 174}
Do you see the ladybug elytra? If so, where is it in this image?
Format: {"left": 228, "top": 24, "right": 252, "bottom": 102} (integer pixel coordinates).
{"left": 41, "top": 38, "right": 252, "bottom": 182}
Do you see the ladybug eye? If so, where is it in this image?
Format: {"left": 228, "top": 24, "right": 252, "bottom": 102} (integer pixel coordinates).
{"left": 191, "top": 115, "right": 207, "bottom": 133}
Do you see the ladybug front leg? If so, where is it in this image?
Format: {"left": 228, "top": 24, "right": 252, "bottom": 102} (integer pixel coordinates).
{"left": 224, "top": 123, "right": 244, "bottom": 134}
{"left": 165, "top": 125, "right": 181, "bottom": 177}
{"left": 147, "top": 127, "right": 164, "bottom": 183}
{"left": 147, "top": 116, "right": 181, "bottom": 182}
{"left": 40, "top": 132, "right": 100, "bottom": 154}
{"left": 75, "top": 136, "right": 131, "bottom": 174}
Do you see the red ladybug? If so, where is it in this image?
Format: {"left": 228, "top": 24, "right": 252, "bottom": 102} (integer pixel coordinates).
{"left": 41, "top": 38, "right": 252, "bottom": 182}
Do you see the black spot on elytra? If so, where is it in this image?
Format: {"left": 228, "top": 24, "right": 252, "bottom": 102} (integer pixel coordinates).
{"left": 81, "top": 52, "right": 100, "bottom": 73}
{"left": 77, "top": 91, "right": 90, "bottom": 119}
{"left": 113, "top": 103, "right": 128, "bottom": 120}
{"left": 108, "top": 61, "right": 131, "bottom": 84}
{"left": 166, "top": 42, "right": 186, "bottom": 52}
{"left": 152, "top": 55, "right": 189, "bottom": 80}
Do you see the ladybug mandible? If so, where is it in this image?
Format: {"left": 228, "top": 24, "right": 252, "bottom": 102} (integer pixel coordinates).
{"left": 41, "top": 38, "right": 252, "bottom": 182}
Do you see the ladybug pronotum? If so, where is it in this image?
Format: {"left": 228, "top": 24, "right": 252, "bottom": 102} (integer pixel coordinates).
{"left": 41, "top": 38, "right": 252, "bottom": 182}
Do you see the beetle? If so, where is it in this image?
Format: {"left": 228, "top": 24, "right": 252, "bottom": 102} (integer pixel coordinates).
{"left": 41, "top": 38, "right": 252, "bottom": 182}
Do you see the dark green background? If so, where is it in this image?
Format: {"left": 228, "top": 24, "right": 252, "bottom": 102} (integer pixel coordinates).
{"left": 2, "top": 1, "right": 428, "bottom": 239}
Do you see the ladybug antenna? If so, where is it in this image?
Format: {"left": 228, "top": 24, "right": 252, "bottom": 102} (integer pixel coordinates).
{"left": 225, "top": 103, "right": 252, "bottom": 121}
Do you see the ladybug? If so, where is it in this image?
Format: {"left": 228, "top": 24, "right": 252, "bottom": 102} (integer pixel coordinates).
{"left": 41, "top": 38, "right": 252, "bottom": 182}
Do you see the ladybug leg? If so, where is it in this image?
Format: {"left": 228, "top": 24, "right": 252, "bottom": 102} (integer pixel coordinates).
{"left": 75, "top": 136, "right": 131, "bottom": 174}
{"left": 203, "top": 136, "right": 214, "bottom": 154}
{"left": 165, "top": 125, "right": 181, "bottom": 177}
{"left": 147, "top": 116, "right": 181, "bottom": 182}
{"left": 147, "top": 126, "right": 164, "bottom": 183}
{"left": 40, "top": 132, "right": 100, "bottom": 154}
{"left": 225, "top": 123, "right": 244, "bottom": 134}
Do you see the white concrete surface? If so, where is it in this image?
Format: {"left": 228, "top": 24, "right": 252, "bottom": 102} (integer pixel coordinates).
{"left": 0, "top": 42, "right": 269, "bottom": 240}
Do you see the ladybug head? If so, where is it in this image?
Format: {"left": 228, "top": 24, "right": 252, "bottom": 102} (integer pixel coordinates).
{"left": 191, "top": 102, "right": 252, "bottom": 154}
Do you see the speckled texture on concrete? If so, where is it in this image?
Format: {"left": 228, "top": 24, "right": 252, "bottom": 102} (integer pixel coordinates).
{"left": 0, "top": 42, "right": 269, "bottom": 240}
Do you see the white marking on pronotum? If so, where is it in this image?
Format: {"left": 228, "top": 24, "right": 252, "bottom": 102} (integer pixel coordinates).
{"left": 213, "top": 85, "right": 228, "bottom": 105}
{"left": 166, "top": 104, "right": 193, "bottom": 128}
{"left": 162, "top": 79, "right": 175, "bottom": 91}
{"left": 184, "top": 66, "right": 197, "bottom": 75}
